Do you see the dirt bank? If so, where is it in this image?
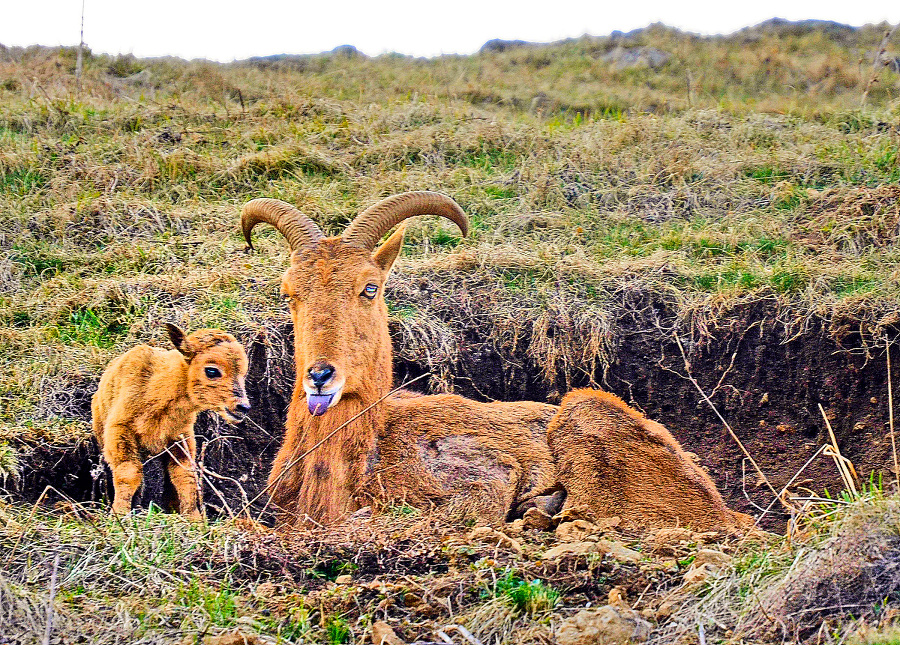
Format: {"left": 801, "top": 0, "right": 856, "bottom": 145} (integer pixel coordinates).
{"left": 8, "top": 285, "right": 897, "bottom": 531}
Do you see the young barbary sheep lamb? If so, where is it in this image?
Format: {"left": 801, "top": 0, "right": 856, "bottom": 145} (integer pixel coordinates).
{"left": 91, "top": 324, "right": 250, "bottom": 519}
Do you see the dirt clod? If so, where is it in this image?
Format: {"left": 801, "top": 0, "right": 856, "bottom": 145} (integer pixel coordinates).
{"left": 556, "top": 605, "right": 653, "bottom": 645}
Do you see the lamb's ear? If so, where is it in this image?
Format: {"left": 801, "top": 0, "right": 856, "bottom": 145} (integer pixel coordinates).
{"left": 165, "top": 323, "right": 194, "bottom": 358}
{"left": 372, "top": 223, "right": 406, "bottom": 275}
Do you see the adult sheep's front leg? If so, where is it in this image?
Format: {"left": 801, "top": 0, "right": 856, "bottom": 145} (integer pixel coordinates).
{"left": 165, "top": 436, "right": 202, "bottom": 521}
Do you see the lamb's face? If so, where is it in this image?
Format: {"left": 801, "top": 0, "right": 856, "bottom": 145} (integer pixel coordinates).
{"left": 280, "top": 239, "right": 393, "bottom": 416}
{"left": 182, "top": 330, "right": 250, "bottom": 423}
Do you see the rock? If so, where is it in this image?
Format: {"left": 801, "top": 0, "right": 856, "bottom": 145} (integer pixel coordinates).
{"left": 254, "top": 581, "right": 277, "bottom": 598}
{"left": 335, "top": 574, "right": 353, "bottom": 585}
{"left": 467, "top": 526, "right": 524, "bottom": 555}
{"left": 181, "top": 632, "right": 262, "bottom": 645}
{"left": 683, "top": 563, "right": 718, "bottom": 587}
{"left": 543, "top": 538, "right": 642, "bottom": 563}
{"left": 556, "top": 605, "right": 652, "bottom": 645}
{"left": 648, "top": 527, "right": 697, "bottom": 555}
{"left": 553, "top": 506, "right": 598, "bottom": 524}
{"left": 608, "top": 586, "right": 629, "bottom": 609}
{"left": 372, "top": 621, "right": 405, "bottom": 645}
{"left": 655, "top": 600, "right": 676, "bottom": 620}
{"left": 596, "top": 539, "right": 642, "bottom": 564}
{"left": 122, "top": 69, "right": 152, "bottom": 86}
{"left": 601, "top": 46, "right": 670, "bottom": 70}
{"left": 694, "top": 549, "right": 731, "bottom": 569}
{"left": 480, "top": 38, "right": 532, "bottom": 54}
{"left": 556, "top": 519, "right": 597, "bottom": 542}
{"left": 543, "top": 541, "right": 599, "bottom": 560}
{"left": 524, "top": 507, "right": 554, "bottom": 531}
{"left": 506, "top": 518, "right": 526, "bottom": 536}
{"left": 349, "top": 506, "right": 373, "bottom": 520}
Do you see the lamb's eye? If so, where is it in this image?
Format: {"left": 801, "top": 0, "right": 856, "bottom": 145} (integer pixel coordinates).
{"left": 361, "top": 283, "right": 378, "bottom": 300}
{"left": 205, "top": 367, "right": 222, "bottom": 379}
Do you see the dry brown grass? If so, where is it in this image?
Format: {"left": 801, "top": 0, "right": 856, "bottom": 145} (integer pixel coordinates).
{"left": 1, "top": 21, "right": 900, "bottom": 644}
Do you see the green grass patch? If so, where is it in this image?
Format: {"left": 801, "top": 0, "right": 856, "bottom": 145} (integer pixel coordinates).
{"left": 1, "top": 168, "right": 48, "bottom": 195}
{"left": 54, "top": 307, "right": 129, "bottom": 348}
{"left": 488, "top": 571, "right": 560, "bottom": 617}
{"left": 175, "top": 579, "right": 239, "bottom": 627}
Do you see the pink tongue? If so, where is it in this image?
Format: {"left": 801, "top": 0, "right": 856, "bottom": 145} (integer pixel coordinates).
{"left": 307, "top": 393, "right": 334, "bottom": 416}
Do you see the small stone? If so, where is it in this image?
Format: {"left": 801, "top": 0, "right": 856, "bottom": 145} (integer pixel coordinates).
{"left": 542, "top": 541, "right": 599, "bottom": 560}
{"left": 608, "top": 586, "right": 629, "bottom": 608}
{"left": 556, "top": 519, "right": 597, "bottom": 542}
{"left": 596, "top": 539, "right": 642, "bottom": 563}
{"left": 350, "top": 506, "right": 373, "bottom": 520}
{"left": 335, "top": 574, "right": 353, "bottom": 585}
{"left": 694, "top": 548, "right": 731, "bottom": 568}
{"left": 372, "top": 621, "right": 405, "bottom": 645}
{"left": 650, "top": 527, "right": 696, "bottom": 554}
{"left": 655, "top": 600, "right": 676, "bottom": 620}
{"left": 254, "top": 581, "right": 276, "bottom": 598}
{"left": 683, "top": 563, "right": 717, "bottom": 587}
{"left": 180, "top": 632, "right": 262, "bottom": 645}
{"left": 467, "top": 526, "right": 524, "bottom": 555}
{"left": 523, "top": 507, "right": 554, "bottom": 531}
{"left": 553, "top": 505, "right": 597, "bottom": 524}
{"left": 556, "top": 605, "right": 652, "bottom": 645}
{"left": 506, "top": 518, "right": 526, "bottom": 536}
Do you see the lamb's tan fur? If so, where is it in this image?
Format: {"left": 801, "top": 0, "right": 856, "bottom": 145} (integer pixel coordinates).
{"left": 245, "top": 194, "right": 750, "bottom": 531}
{"left": 91, "top": 324, "right": 249, "bottom": 519}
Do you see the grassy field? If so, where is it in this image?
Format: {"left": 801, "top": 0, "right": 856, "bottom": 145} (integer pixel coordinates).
{"left": 2, "top": 18, "right": 900, "bottom": 643}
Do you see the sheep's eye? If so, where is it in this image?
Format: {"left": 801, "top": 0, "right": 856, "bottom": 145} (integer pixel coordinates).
{"left": 205, "top": 367, "right": 222, "bottom": 379}
{"left": 361, "top": 283, "right": 378, "bottom": 300}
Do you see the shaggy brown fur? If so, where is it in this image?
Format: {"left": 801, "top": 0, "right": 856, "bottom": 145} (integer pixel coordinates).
{"left": 266, "top": 231, "right": 560, "bottom": 526}
{"left": 91, "top": 324, "right": 250, "bottom": 518}
{"left": 548, "top": 389, "right": 754, "bottom": 530}
{"left": 250, "top": 195, "right": 749, "bottom": 531}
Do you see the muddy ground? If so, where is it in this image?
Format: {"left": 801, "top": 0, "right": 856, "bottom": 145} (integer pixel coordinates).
{"left": 8, "top": 286, "right": 897, "bottom": 533}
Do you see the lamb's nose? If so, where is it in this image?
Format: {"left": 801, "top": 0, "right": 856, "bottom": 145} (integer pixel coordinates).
{"left": 236, "top": 402, "right": 251, "bottom": 414}
{"left": 308, "top": 364, "right": 335, "bottom": 389}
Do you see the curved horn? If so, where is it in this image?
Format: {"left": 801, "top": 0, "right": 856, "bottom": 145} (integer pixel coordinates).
{"left": 342, "top": 191, "right": 468, "bottom": 251}
{"left": 241, "top": 198, "right": 325, "bottom": 251}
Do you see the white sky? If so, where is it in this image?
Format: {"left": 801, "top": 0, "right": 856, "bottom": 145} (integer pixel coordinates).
{"left": 3, "top": 0, "right": 899, "bottom": 61}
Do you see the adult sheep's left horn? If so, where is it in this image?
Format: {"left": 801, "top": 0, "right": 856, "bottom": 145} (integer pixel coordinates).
{"left": 342, "top": 192, "right": 468, "bottom": 251}
{"left": 241, "top": 198, "right": 325, "bottom": 251}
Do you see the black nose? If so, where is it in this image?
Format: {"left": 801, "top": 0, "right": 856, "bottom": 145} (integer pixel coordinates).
{"left": 308, "top": 364, "right": 335, "bottom": 388}
{"left": 236, "top": 402, "right": 251, "bottom": 414}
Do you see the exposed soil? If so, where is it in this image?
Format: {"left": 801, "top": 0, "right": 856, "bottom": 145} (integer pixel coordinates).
{"left": 7, "top": 289, "right": 897, "bottom": 533}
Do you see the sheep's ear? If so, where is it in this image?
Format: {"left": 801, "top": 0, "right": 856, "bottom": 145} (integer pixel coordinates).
{"left": 372, "top": 223, "right": 406, "bottom": 274}
{"left": 165, "top": 323, "right": 193, "bottom": 358}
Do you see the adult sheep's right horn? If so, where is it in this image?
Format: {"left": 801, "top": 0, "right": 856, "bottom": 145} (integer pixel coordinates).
{"left": 343, "top": 192, "right": 468, "bottom": 251}
{"left": 241, "top": 198, "right": 325, "bottom": 251}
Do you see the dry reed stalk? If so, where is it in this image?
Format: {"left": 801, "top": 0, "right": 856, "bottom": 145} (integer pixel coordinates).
{"left": 818, "top": 403, "right": 859, "bottom": 496}
{"left": 861, "top": 23, "right": 899, "bottom": 107}
{"left": 888, "top": 344, "right": 899, "bottom": 489}
{"left": 672, "top": 332, "right": 792, "bottom": 512}
{"left": 757, "top": 444, "right": 827, "bottom": 525}
{"left": 5, "top": 486, "right": 51, "bottom": 568}
{"left": 40, "top": 553, "right": 60, "bottom": 645}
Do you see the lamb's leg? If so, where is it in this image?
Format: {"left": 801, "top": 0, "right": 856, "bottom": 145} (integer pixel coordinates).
{"left": 104, "top": 423, "right": 142, "bottom": 516}
{"left": 165, "top": 435, "right": 202, "bottom": 521}
{"left": 160, "top": 453, "right": 178, "bottom": 513}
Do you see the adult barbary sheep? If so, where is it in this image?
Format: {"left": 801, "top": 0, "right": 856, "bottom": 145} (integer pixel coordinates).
{"left": 91, "top": 323, "right": 250, "bottom": 519}
{"left": 242, "top": 192, "right": 751, "bottom": 531}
